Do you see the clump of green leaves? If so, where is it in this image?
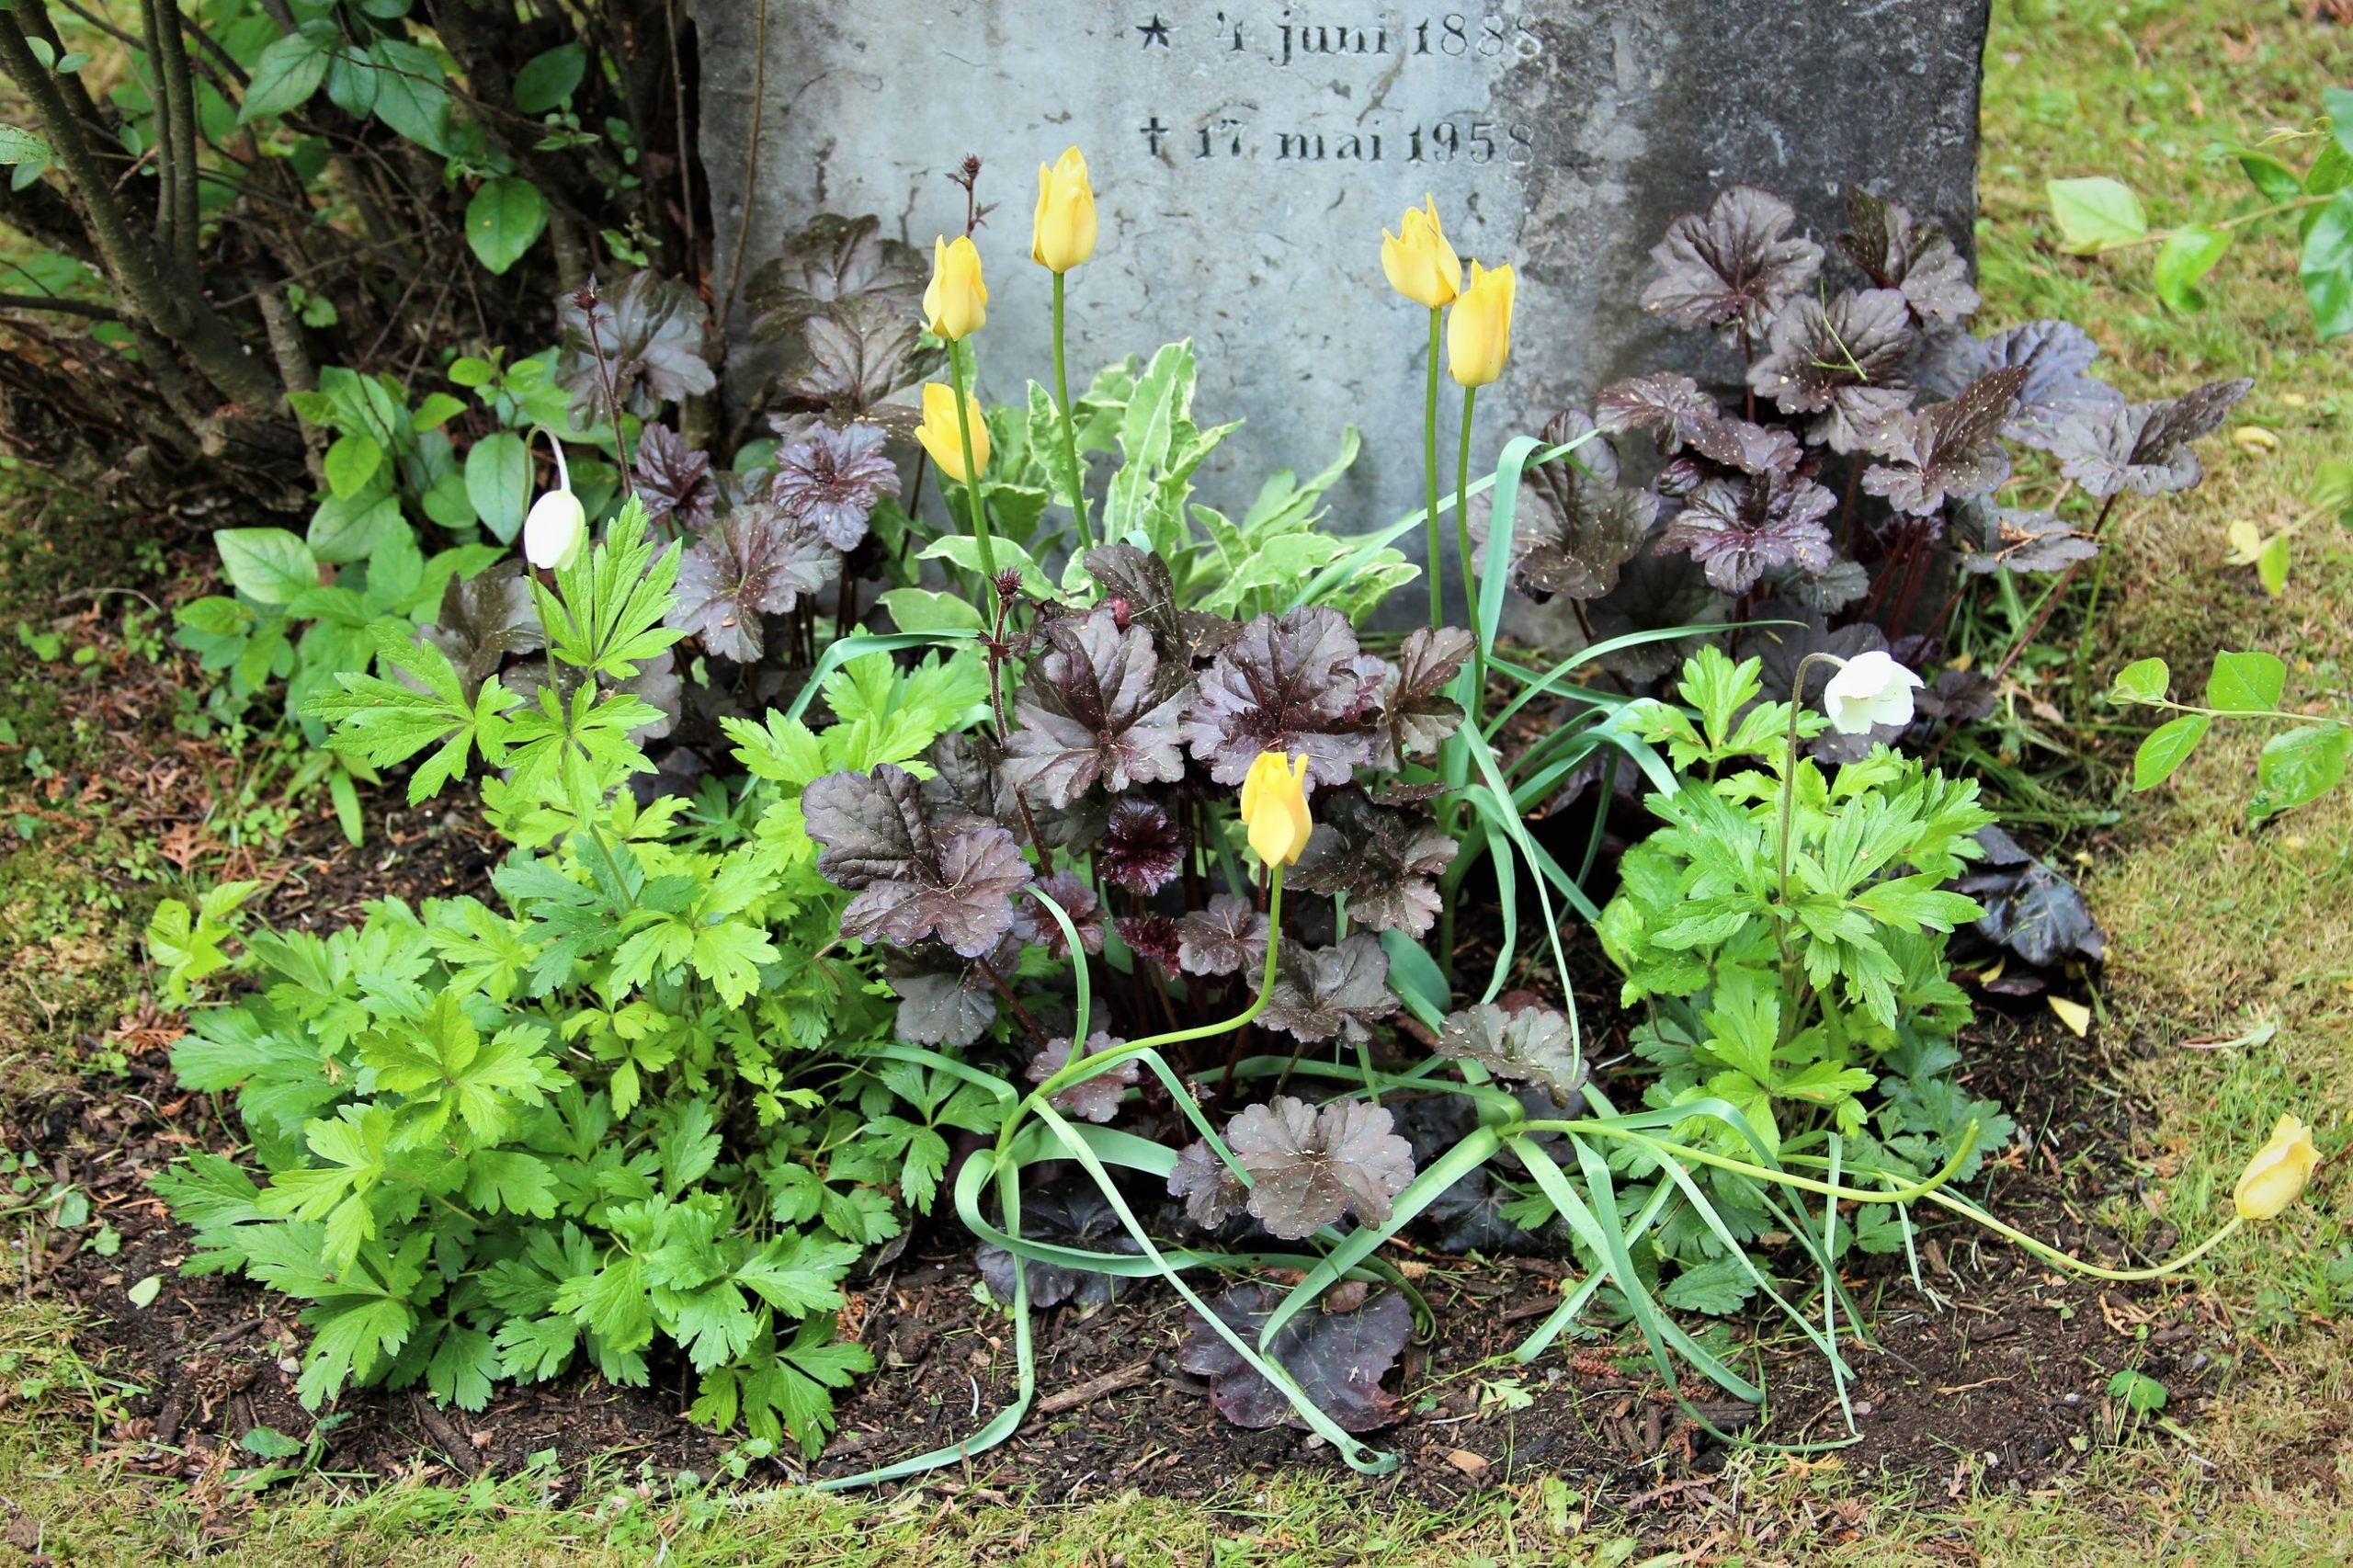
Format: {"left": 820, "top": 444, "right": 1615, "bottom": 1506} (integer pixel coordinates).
{"left": 2109, "top": 649, "right": 2348, "bottom": 824}
{"left": 1599, "top": 647, "right": 2008, "bottom": 1180}
{"left": 154, "top": 504, "right": 1003, "bottom": 1455}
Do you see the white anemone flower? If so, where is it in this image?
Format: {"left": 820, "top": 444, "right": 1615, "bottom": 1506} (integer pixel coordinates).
{"left": 523, "top": 488, "right": 586, "bottom": 571}
{"left": 1821, "top": 650, "right": 1925, "bottom": 734}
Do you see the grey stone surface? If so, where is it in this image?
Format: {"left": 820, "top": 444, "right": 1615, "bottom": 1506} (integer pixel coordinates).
{"left": 699, "top": 1, "right": 1988, "bottom": 593}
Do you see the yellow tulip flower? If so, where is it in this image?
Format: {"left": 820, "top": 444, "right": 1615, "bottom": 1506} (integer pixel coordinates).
{"left": 1381, "top": 196, "right": 1461, "bottom": 310}
{"left": 1032, "top": 147, "right": 1098, "bottom": 273}
{"left": 2234, "top": 1113, "right": 2319, "bottom": 1221}
{"left": 1240, "top": 751, "right": 1313, "bottom": 868}
{"left": 923, "top": 234, "right": 988, "bottom": 340}
{"left": 1448, "top": 260, "right": 1517, "bottom": 388}
{"left": 915, "top": 382, "right": 990, "bottom": 482}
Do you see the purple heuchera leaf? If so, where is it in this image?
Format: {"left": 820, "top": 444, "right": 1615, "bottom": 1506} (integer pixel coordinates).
{"left": 1919, "top": 320, "right": 2125, "bottom": 449}
{"left": 1504, "top": 413, "right": 1659, "bottom": 606}
{"left": 976, "top": 1182, "right": 1136, "bottom": 1310}
{"left": 1224, "top": 1096, "right": 1416, "bottom": 1240}
{"left": 1181, "top": 607, "right": 1383, "bottom": 790}
{"left": 555, "top": 272, "right": 716, "bottom": 425}
{"left": 1004, "top": 606, "right": 1191, "bottom": 808}
{"left": 1175, "top": 892, "right": 1270, "bottom": 978}
{"left": 1435, "top": 1003, "right": 1586, "bottom": 1105}
{"left": 1836, "top": 187, "right": 1980, "bottom": 325}
{"left": 669, "top": 506, "right": 838, "bottom": 662}
{"left": 886, "top": 937, "right": 1015, "bottom": 1047}
{"left": 1099, "top": 796, "right": 1183, "bottom": 894}
{"left": 1594, "top": 373, "right": 1801, "bottom": 476}
{"left": 1084, "top": 542, "right": 1240, "bottom": 681}
{"left": 1861, "top": 366, "right": 2029, "bottom": 516}
{"left": 2051, "top": 378, "right": 2253, "bottom": 498}
{"left": 1951, "top": 497, "right": 2099, "bottom": 575}
{"left": 771, "top": 423, "right": 901, "bottom": 550}
{"left": 1289, "top": 790, "right": 1459, "bottom": 937}
{"left": 425, "top": 565, "right": 543, "bottom": 692}
{"left": 802, "top": 765, "right": 1029, "bottom": 957}
{"left": 1010, "top": 869, "right": 1105, "bottom": 959}
{"left": 1262, "top": 933, "right": 1397, "bottom": 1044}
{"left": 1371, "top": 625, "right": 1474, "bottom": 768}
{"left": 1655, "top": 471, "right": 1836, "bottom": 594}
{"left": 1642, "top": 186, "right": 1824, "bottom": 338}
{"left": 631, "top": 422, "right": 718, "bottom": 532}
{"left": 1168, "top": 1140, "right": 1249, "bottom": 1229}
{"left": 1179, "top": 1283, "right": 1410, "bottom": 1433}
{"left": 1747, "top": 289, "right": 1915, "bottom": 454}
{"left": 1026, "top": 1030, "right": 1137, "bottom": 1124}
{"left": 1113, "top": 914, "right": 1182, "bottom": 971}
{"left": 1954, "top": 825, "right": 2107, "bottom": 970}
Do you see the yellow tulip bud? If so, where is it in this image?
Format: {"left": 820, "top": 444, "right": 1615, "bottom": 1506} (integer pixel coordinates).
{"left": 1448, "top": 260, "right": 1517, "bottom": 388}
{"left": 2234, "top": 1113, "right": 2319, "bottom": 1221}
{"left": 915, "top": 381, "right": 990, "bottom": 483}
{"left": 923, "top": 234, "right": 988, "bottom": 340}
{"left": 1240, "top": 751, "right": 1313, "bottom": 869}
{"left": 1032, "top": 147, "right": 1099, "bottom": 273}
{"left": 1381, "top": 196, "right": 1461, "bottom": 310}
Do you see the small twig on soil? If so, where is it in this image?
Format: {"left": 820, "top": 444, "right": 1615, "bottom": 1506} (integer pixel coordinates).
{"left": 408, "top": 1395, "right": 483, "bottom": 1477}
{"left": 1034, "top": 1360, "right": 1154, "bottom": 1415}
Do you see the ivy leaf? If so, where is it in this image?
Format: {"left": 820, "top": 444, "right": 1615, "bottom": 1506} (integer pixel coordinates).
{"left": 1656, "top": 471, "right": 1836, "bottom": 593}
{"left": 1181, "top": 607, "right": 1384, "bottom": 790}
{"left": 802, "top": 765, "right": 1030, "bottom": 957}
{"left": 1025, "top": 1031, "right": 1138, "bottom": 1124}
{"left": 1370, "top": 626, "right": 1476, "bottom": 767}
{"left": 1225, "top": 1096, "right": 1416, "bottom": 1241}
{"left": 1747, "top": 289, "right": 1915, "bottom": 453}
{"left": 1004, "top": 606, "right": 1191, "bottom": 807}
{"left": 1641, "top": 186, "right": 1824, "bottom": 338}
{"left": 1435, "top": 1003, "right": 1588, "bottom": 1104}
{"left": 771, "top": 424, "right": 901, "bottom": 551}
{"left": 1100, "top": 796, "right": 1184, "bottom": 894}
{"left": 1179, "top": 1283, "right": 1410, "bottom": 1432}
{"left": 424, "top": 565, "right": 544, "bottom": 693}
{"left": 1289, "top": 790, "right": 1458, "bottom": 937}
{"left": 2051, "top": 378, "right": 2255, "bottom": 498}
{"left": 631, "top": 423, "right": 718, "bottom": 533}
{"left": 555, "top": 273, "right": 716, "bottom": 426}
{"left": 668, "top": 506, "right": 837, "bottom": 663}
{"left": 1175, "top": 892, "right": 1270, "bottom": 978}
{"left": 1594, "top": 373, "right": 1801, "bottom": 475}
{"left": 1835, "top": 187, "right": 1979, "bottom": 324}
{"left": 1861, "top": 367, "right": 2029, "bottom": 516}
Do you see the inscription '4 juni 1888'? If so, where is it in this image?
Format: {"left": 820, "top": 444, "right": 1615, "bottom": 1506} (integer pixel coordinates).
{"left": 1131, "top": 9, "right": 1541, "bottom": 167}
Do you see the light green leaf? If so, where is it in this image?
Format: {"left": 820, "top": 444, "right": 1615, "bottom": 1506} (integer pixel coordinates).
{"left": 918, "top": 534, "right": 1053, "bottom": 597}
{"left": 2205, "top": 650, "right": 2285, "bottom": 713}
{"left": 307, "top": 493, "right": 400, "bottom": 563}
{"left": 2152, "top": 224, "right": 2230, "bottom": 312}
{"left": 879, "top": 587, "right": 987, "bottom": 633}
{"left": 466, "top": 431, "right": 530, "bottom": 542}
{"left": 512, "top": 42, "right": 588, "bottom": 113}
{"left": 239, "top": 33, "right": 329, "bottom": 122}
{"left": 2108, "top": 656, "right": 2169, "bottom": 705}
{"left": 2256, "top": 532, "right": 2290, "bottom": 597}
{"left": 2249, "top": 723, "right": 2349, "bottom": 824}
{"left": 2301, "top": 190, "right": 2353, "bottom": 340}
{"left": 2047, "top": 176, "right": 2147, "bottom": 254}
{"left": 323, "top": 432, "right": 384, "bottom": 500}
{"left": 216, "top": 528, "right": 319, "bottom": 606}
{"left": 465, "top": 177, "right": 549, "bottom": 276}
{"left": 2131, "top": 713, "right": 2211, "bottom": 790}
{"left": 0, "top": 124, "right": 52, "bottom": 166}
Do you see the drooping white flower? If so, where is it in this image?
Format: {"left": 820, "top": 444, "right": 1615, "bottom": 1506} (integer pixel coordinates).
{"left": 1821, "top": 650, "right": 1924, "bottom": 734}
{"left": 523, "top": 488, "right": 586, "bottom": 571}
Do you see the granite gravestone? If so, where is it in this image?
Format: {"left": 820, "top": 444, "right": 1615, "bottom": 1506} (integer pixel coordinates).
{"left": 699, "top": 1, "right": 1989, "bottom": 579}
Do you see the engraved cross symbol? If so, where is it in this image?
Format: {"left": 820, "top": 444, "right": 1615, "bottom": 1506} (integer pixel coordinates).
{"left": 1139, "top": 116, "right": 1169, "bottom": 156}
{"left": 1136, "top": 13, "right": 1171, "bottom": 47}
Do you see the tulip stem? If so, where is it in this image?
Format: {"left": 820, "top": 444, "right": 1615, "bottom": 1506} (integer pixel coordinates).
{"left": 1453, "top": 383, "right": 1484, "bottom": 716}
{"left": 947, "top": 339, "right": 1003, "bottom": 590}
{"left": 1423, "top": 307, "right": 1443, "bottom": 631}
{"left": 1051, "top": 270, "right": 1092, "bottom": 555}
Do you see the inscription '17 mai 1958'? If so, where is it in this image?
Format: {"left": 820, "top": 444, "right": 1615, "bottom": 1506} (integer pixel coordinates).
{"left": 1133, "top": 10, "right": 1541, "bottom": 166}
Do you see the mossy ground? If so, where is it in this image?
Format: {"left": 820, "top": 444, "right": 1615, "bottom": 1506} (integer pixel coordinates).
{"left": 4, "top": 0, "right": 2351, "bottom": 1561}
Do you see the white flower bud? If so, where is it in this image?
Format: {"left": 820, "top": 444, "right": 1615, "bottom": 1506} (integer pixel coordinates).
{"left": 1821, "top": 650, "right": 1925, "bottom": 735}
{"left": 523, "top": 488, "right": 586, "bottom": 571}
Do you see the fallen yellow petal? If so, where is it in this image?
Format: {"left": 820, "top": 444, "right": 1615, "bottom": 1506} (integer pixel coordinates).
{"left": 2049, "top": 995, "right": 2093, "bottom": 1037}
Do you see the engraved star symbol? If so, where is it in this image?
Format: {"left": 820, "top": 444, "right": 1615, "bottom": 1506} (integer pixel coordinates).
{"left": 1137, "top": 13, "right": 1171, "bottom": 47}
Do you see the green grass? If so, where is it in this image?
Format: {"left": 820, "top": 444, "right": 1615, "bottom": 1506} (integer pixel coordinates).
{"left": 6, "top": 0, "right": 2352, "bottom": 1560}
